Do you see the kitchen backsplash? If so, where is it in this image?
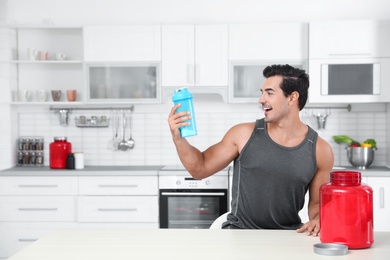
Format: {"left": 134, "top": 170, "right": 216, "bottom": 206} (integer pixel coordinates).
{"left": 13, "top": 101, "right": 388, "bottom": 168}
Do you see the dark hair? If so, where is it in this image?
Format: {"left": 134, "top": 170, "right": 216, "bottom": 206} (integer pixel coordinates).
{"left": 263, "top": 64, "right": 309, "bottom": 110}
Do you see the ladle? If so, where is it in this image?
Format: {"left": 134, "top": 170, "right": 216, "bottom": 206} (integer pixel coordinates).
{"left": 127, "top": 108, "right": 135, "bottom": 149}
{"left": 118, "top": 112, "right": 129, "bottom": 151}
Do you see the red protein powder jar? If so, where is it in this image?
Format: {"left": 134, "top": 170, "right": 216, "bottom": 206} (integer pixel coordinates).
{"left": 320, "top": 171, "right": 373, "bottom": 249}
{"left": 50, "top": 136, "right": 72, "bottom": 169}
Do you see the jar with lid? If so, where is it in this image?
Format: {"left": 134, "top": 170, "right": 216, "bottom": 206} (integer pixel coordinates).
{"left": 49, "top": 137, "right": 72, "bottom": 169}
{"left": 320, "top": 171, "right": 373, "bottom": 249}
{"left": 36, "top": 152, "right": 44, "bottom": 166}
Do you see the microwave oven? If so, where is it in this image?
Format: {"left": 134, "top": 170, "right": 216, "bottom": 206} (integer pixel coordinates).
{"left": 309, "top": 58, "right": 390, "bottom": 103}
{"left": 229, "top": 60, "right": 307, "bottom": 103}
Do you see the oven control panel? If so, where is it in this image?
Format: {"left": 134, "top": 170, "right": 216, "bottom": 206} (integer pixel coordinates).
{"left": 159, "top": 175, "right": 228, "bottom": 189}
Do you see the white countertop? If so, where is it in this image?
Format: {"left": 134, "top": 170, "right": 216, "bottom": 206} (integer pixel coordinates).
{"left": 8, "top": 229, "right": 390, "bottom": 260}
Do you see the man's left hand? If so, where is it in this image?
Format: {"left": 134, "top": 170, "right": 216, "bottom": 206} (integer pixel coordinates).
{"left": 296, "top": 219, "right": 320, "bottom": 237}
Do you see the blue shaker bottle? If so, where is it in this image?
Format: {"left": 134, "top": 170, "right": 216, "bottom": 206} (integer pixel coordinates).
{"left": 172, "top": 88, "right": 197, "bottom": 138}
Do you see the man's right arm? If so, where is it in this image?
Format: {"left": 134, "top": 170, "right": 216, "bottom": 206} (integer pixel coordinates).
{"left": 168, "top": 104, "right": 240, "bottom": 179}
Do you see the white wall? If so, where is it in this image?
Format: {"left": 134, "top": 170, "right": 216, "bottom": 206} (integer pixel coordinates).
{"left": 4, "top": 0, "right": 390, "bottom": 25}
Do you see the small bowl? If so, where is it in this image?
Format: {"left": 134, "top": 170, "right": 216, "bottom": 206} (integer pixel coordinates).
{"left": 346, "top": 147, "right": 376, "bottom": 169}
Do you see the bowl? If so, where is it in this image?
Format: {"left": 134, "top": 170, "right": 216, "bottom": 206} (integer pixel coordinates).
{"left": 346, "top": 147, "right": 376, "bottom": 169}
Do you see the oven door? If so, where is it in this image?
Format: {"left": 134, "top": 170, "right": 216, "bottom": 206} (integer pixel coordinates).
{"left": 159, "top": 189, "right": 228, "bottom": 229}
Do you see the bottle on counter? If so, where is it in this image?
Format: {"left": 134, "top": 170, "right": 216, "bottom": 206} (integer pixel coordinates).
{"left": 320, "top": 171, "right": 373, "bottom": 249}
{"left": 49, "top": 136, "right": 72, "bottom": 169}
{"left": 66, "top": 153, "right": 75, "bottom": 169}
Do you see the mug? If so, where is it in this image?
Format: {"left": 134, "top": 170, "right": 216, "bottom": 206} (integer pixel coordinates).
{"left": 36, "top": 89, "right": 47, "bottom": 102}
{"left": 55, "top": 53, "right": 67, "bottom": 60}
{"left": 67, "top": 90, "right": 77, "bottom": 102}
{"left": 39, "top": 51, "right": 49, "bottom": 60}
{"left": 27, "top": 48, "right": 39, "bottom": 60}
{"left": 18, "top": 90, "right": 31, "bottom": 102}
{"left": 51, "top": 90, "right": 62, "bottom": 101}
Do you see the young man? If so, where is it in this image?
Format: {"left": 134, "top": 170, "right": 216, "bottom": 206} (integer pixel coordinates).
{"left": 167, "top": 64, "right": 334, "bottom": 235}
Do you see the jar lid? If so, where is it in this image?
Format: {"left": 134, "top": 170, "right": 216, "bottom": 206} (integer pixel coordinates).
{"left": 331, "top": 170, "right": 361, "bottom": 182}
{"left": 314, "top": 243, "right": 348, "bottom": 256}
{"left": 54, "top": 136, "right": 67, "bottom": 141}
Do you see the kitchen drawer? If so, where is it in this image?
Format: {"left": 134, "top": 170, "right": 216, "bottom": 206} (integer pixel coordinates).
{"left": 78, "top": 176, "right": 158, "bottom": 195}
{"left": 0, "top": 222, "right": 77, "bottom": 258}
{"left": 0, "top": 196, "right": 76, "bottom": 222}
{"left": 78, "top": 196, "right": 158, "bottom": 223}
{"left": 0, "top": 176, "right": 78, "bottom": 195}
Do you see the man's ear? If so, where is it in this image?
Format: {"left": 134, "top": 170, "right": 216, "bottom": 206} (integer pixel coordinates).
{"left": 289, "top": 91, "right": 299, "bottom": 105}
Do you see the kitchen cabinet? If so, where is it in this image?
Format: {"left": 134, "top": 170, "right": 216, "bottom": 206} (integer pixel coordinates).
{"left": 83, "top": 25, "right": 161, "bottom": 62}
{"left": 161, "top": 24, "right": 228, "bottom": 90}
{"left": 2, "top": 26, "right": 84, "bottom": 104}
{"left": 308, "top": 20, "right": 390, "bottom": 104}
{"left": 228, "top": 23, "right": 308, "bottom": 103}
{"left": 309, "top": 20, "right": 390, "bottom": 59}
{"left": 229, "top": 23, "right": 309, "bottom": 60}
{"left": 78, "top": 176, "right": 158, "bottom": 224}
{"left": 0, "top": 175, "right": 159, "bottom": 259}
{"left": 366, "top": 176, "right": 390, "bottom": 232}
{"left": 0, "top": 176, "right": 78, "bottom": 258}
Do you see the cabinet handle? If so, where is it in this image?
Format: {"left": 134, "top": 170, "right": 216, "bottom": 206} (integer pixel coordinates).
{"left": 328, "top": 53, "right": 372, "bottom": 56}
{"left": 98, "top": 208, "right": 137, "bottom": 212}
{"left": 379, "top": 187, "right": 385, "bottom": 208}
{"left": 195, "top": 64, "right": 200, "bottom": 84}
{"left": 187, "top": 64, "right": 194, "bottom": 84}
{"left": 18, "top": 238, "right": 39, "bottom": 242}
{"left": 18, "top": 185, "right": 58, "bottom": 188}
{"left": 18, "top": 208, "right": 58, "bottom": 211}
{"left": 98, "top": 184, "right": 138, "bottom": 188}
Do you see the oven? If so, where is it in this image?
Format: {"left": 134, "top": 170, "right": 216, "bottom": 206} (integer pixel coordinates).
{"left": 159, "top": 166, "right": 229, "bottom": 229}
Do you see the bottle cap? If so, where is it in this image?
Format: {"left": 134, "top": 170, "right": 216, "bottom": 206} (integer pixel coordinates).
{"left": 172, "top": 88, "right": 192, "bottom": 102}
{"left": 54, "top": 136, "right": 67, "bottom": 141}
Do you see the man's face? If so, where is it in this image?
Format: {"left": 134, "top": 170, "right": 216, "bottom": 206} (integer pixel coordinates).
{"left": 258, "top": 75, "right": 290, "bottom": 123}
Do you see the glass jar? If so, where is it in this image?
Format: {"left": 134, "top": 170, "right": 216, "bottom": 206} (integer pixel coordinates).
{"left": 49, "top": 137, "right": 72, "bottom": 169}
{"left": 36, "top": 152, "right": 44, "bottom": 166}
{"left": 320, "top": 171, "right": 373, "bottom": 249}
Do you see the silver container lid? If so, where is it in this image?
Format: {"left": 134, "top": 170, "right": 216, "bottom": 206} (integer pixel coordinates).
{"left": 54, "top": 136, "right": 67, "bottom": 141}
{"left": 313, "top": 243, "right": 348, "bottom": 256}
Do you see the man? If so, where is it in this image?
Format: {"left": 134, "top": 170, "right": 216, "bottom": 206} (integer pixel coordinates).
{"left": 167, "top": 64, "right": 334, "bottom": 235}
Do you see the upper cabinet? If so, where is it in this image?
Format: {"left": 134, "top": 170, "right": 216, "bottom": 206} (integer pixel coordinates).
{"left": 308, "top": 20, "right": 390, "bottom": 103}
{"left": 309, "top": 20, "right": 390, "bottom": 59}
{"left": 229, "top": 22, "right": 308, "bottom": 60}
{"left": 83, "top": 25, "right": 161, "bottom": 62}
{"left": 161, "top": 25, "right": 228, "bottom": 89}
{"left": 228, "top": 23, "right": 308, "bottom": 103}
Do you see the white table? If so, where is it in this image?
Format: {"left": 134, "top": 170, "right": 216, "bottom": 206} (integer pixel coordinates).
{"left": 8, "top": 229, "right": 390, "bottom": 260}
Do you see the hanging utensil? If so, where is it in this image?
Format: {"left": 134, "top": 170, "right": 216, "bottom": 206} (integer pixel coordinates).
{"left": 127, "top": 107, "right": 135, "bottom": 149}
{"left": 107, "top": 110, "right": 120, "bottom": 150}
{"left": 118, "top": 111, "right": 129, "bottom": 151}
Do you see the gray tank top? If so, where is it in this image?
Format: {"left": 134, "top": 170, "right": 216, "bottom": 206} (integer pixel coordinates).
{"left": 224, "top": 118, "right": 318, "bottom": 229}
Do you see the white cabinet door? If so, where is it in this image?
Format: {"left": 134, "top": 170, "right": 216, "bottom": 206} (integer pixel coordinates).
{"left": 366, "top": 177, "right": 390, "bottom": 231}
{"left": 78, "top": 196, "right": 158, "bottom": 223}
{"left": 195, "top": 25, "right": 228, "bottom": 86}
{"left": 84, "top": 25, "right": 161, "bottom": 61}
{"left": 162, "top": 24, "right": 228, "bottom": 87}
{"left": 79, "top": 176, "right": 158, "bottom": 195}
{"left": 309, "top": 20, "right": 390, "bottom": 59}
{"left": 161, "top": 25, "right": 194, "bottom": 86}
{"left": 0, "top": 176, "right": 78, "bottom": 195}
{"left": 229, "top": 23, "right": 309, "bottom": 60}
{"left": 0, "top": 196, "right": 76, "bottom": 222}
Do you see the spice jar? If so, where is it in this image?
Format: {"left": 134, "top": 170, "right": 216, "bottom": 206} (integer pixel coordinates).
{"left": 49, "top": 136, "right": 72, "bottom": 169}
{"left": 320, "top": 171, "right": 373, "bottom": 249}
